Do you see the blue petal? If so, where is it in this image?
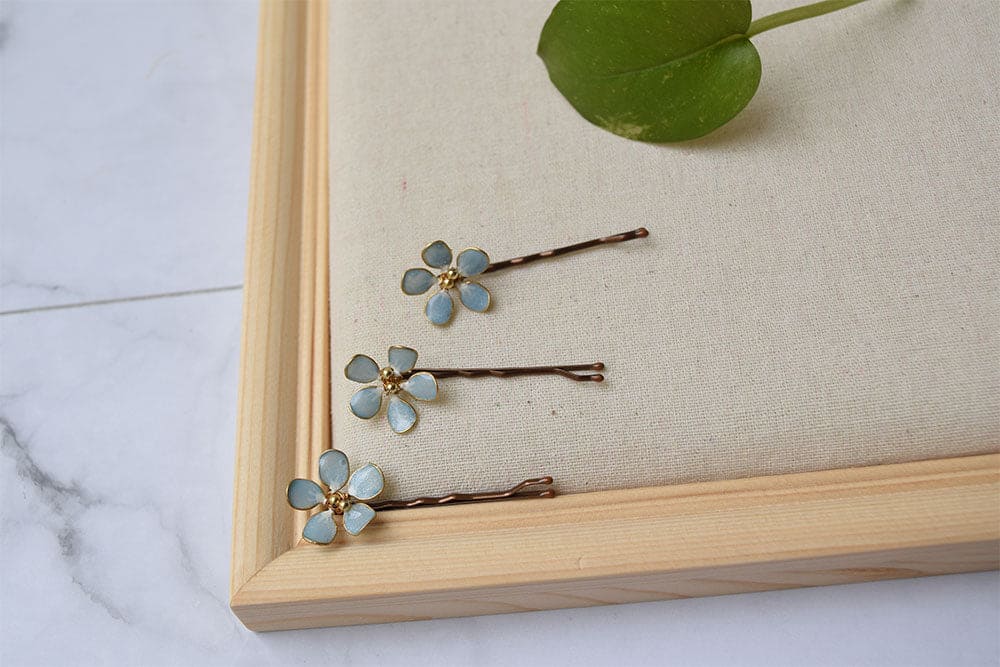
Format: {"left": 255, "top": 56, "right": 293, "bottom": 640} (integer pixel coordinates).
{"left": 401, "top": 268, "right": 436, "bottom": 295}
{"left": 318, "top": 449, "right": 349, "bottom": 490}
{"left": 287, "top": 478, "right": 324, "bottom": 510}
{"left": 302, "top": 510, "right": 337, "bottom": 545}
{"left": 401, "top": 372, "right": 437, "bottom": 401}
{"left": 458, "top": 281, "right": 491, "bottom": 312}
{"left": 386, "top": 395, "right": 417, "bottom": 434}
{"left": 388, "top": 345, "right": 418, "bottom": 374}
{"left": 426, "top": 290, "right": 454, "bottom": 325}
{"left": 350, "top": 386, "right": 383, "bottom": 419}
{"left": 345, "top": 354, "right": 379, "bottom": 383}
{"left": 347, "top": 463, "right": 385, "bottom": 500}
{"left": 421, "top": 240, "right": 453, "bottom": 269}
{"left": 456, "top": 248, "right": 490, "bottom": 277}
{"left": 343, "top": 502, "right": 376, "bottom": 535}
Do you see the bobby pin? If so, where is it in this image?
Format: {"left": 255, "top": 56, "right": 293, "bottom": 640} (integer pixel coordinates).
{"left": 401, "top": 227, "right": 649, "bottom": 325}
{"left": 345, "top": 346, "right": 604, "bottom": 433}
{"left": 409, "top": 363, "right": 604, "bottom": 383}
{"left": 371, "top": 476, "right": 555, "bottom": 511}
{"left": 483, "top": 227, "right": 649, "bottom": 273}
{"left": 287, "top": 448, "right": 555, "bottom": 545}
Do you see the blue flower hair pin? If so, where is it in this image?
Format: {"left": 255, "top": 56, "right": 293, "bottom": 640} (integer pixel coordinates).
{"left": 345, "top": 345, "right": 605, "bottom": 434}
{"left": 401, "top": 227, "right": 649, "bottom": 325}
{"left": 288, "top": 448, "right": 555, "bottom": 545}
{"left": 287, "top": 449, "right": 384, "bottom": 545}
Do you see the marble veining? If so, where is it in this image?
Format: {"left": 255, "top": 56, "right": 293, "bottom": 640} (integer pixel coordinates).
{"left": 1, "top": 293, "right": 248, "bottom": 662}
{"left": 1, "top": 419, "right": 126, "bottom": 622}
{"left": 1, "top": 412, "right": 233, "bottom": 629}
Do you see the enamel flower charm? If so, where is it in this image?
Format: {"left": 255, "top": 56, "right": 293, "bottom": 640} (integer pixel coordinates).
{"left": 286, "top": 449, "right": 384, "bottom": 545}
{"left": 345, "top": 345, "right": 438, "bottom": 434}
{"left": 401, "top": 241, "right": 491, "bottom": 325}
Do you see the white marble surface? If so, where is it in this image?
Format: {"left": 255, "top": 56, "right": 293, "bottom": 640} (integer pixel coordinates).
{"left": 1, "top": 2, "right": 997, "bottom": 666}
{"left": 0, "top": 0, "right": 253, "bottom": 312}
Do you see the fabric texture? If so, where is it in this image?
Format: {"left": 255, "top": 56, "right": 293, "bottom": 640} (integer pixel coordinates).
{"left": 329, "top": 0, "right": 999, "bottom": 498}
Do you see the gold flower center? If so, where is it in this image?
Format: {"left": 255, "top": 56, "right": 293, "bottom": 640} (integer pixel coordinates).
{"left": 380, "top": 366, "right": 402, "bottom": 394}
{"left": 325, "top": 491, "right": 351, "bottom": 515}
{"left": 437, "top": 267, "right": 460, "bottom": 290}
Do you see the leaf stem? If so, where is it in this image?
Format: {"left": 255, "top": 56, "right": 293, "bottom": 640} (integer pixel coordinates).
{"left": 746, "top": 0, "right": 871, "bottom": 38}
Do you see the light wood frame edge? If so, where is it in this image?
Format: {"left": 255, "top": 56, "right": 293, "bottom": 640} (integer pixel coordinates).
{"left": 230, "top": 0, "right": 1000, "bottom": 632}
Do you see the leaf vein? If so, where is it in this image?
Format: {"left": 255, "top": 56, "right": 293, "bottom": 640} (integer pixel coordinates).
{"left": 594, "top": 33, "right": 746, "bottom": 80}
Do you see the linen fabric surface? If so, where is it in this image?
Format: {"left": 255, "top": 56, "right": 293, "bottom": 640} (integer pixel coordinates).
{"left": 329, "top": 0, "right": 999, "bottom": 498}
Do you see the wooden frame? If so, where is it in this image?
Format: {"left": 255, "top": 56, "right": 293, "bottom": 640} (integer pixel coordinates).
{"left": 230, "top": 0, "right": 999, "bottom": 632}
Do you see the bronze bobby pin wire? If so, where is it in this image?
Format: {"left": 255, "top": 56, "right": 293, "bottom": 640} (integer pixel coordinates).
{"left": 407, "top": 362, "right": 605, "bottom": 383}
{"left": 482, "top": 227, "right": 649, "bottom": 274}
{"left": 371, "top": 476, "right": 555, "bottom": 511}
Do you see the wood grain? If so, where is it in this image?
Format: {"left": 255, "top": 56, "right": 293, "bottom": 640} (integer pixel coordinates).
{"left": 230, "top": 0, "right": 999, "bottom": 631}
{"left": 230, "top": 0, "right": 329, "bottom": 595}
{"left": 233, "top": 452, "right": 999, "bottom": 630}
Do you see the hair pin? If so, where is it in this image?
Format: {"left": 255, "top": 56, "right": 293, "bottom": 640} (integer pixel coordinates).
{"left": 346, "top": 345, "right": 604, "bottom": 434}
{"left": 287, "top": 448, "right": 554, "bottom": 545}
{"left": 402, "top": 227, "right": 649, "bottom": 325}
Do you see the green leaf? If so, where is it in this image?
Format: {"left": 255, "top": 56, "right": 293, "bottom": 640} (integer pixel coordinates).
{"left": 537, "top": 0, "right": 761, "bottom": 143}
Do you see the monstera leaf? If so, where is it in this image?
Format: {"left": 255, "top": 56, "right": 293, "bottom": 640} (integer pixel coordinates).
{"left": 537, "top": 0, "right": 870, "bottom": 143}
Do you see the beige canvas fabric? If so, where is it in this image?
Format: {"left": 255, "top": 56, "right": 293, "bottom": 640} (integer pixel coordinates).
{"left": 329, "top": 0, "right": 999, "bottom": 498}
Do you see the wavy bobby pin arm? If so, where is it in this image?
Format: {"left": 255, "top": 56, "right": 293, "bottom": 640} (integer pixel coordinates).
{"left": 370, "top": 476, "right": 555, "bottom": 512}
{"left": 408, "top": 362, "right": 605, "bottom": 383}
{"left": 483, "top": 227, "right": 648, "bottom": 274}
